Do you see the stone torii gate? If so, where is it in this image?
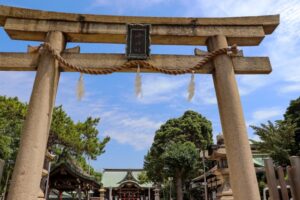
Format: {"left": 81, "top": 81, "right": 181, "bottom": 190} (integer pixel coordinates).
{"left": 0, "top": 6, "right": 279, "bottom": 200}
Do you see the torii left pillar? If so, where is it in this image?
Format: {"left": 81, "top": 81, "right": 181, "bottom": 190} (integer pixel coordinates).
{"left": 7, "top": 31, "right": 65, "bottom": 200}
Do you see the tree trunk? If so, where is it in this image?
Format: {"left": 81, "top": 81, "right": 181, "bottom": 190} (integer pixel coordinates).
{"left": 175, "top": 170, "right": 183, "bottom": 200}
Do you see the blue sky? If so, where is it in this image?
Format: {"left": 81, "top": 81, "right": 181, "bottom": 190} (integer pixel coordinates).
{"left": 0, "top": 0, "right": 299, "bottom": 171}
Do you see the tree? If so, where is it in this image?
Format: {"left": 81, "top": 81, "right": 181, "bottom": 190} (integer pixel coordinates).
{"left": 251, "top": 120, "right": 298, "bottom": 166}
{"left": 137, "top": 171, "right": 150, "bottom": 184}
{"left": 0, "top": 96, "right": 27, "bottom": 193}
{"left": 0, "top": 96, "right": 26, "bottom": 163}
{"left": 144, "top": 110, "right": 213, "bottom": 200}
{"left": 284, "top": 96, "right": 300, "bottom": 148}
{"left": 49, "top": 106, "right": 110, "bottom": 180}
{"left": 49, "top": 106, "right": 110, "bottom": 161}
{"left": 251, "top": 96, "right": 300, "bottom": 166}
{"left": 0, "top": 96, "right": 109, "bottom": 191}
{"left": 162, "top": 142, "right": 198, "bottom": 200}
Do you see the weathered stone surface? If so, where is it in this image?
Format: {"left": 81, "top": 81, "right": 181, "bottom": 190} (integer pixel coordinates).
{"left": 208, "top": 35, "right": 261, "bottom": 200}
{"left": 0, "top": 5, "right": 279, "bottom": 32}
{"left": 6, "top": 31, "right": 65, "bottom": 200}
{"left": 4, "top": 18, "right": 265, "bottom": 46}
{"left": 0, "top": 5, "right": 279, "bottom": 45}
{"left": 0, "top": 52, "right": 272, "bottom": 74}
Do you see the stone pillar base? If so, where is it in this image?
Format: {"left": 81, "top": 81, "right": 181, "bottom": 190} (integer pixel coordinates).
{"left": 217, "top": 189, "right": 234, "bottom": 200}
{"left": 217, "top": 185, "right": 234, "bottom": 200}
{"left": 218, "top": 197, "right": 234, "bottom": 200}
{"left": 38, "top": 188, "right": 45, "bottom": 199}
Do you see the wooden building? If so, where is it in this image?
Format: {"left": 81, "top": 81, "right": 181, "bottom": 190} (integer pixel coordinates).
{"left": 101, "top": 169, "right": 154, "bottom": 200}
{"left": 191, "top": 135, "right": 267, "bottom": 200}
{"left": 48, "top": 160, "right": 101, "bottom": 200}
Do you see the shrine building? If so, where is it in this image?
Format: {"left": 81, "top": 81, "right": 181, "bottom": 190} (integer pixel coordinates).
{"left": 190, "top": 135, "right": 268, "bottom": 200}
{"left": 101, "top": 169, "right": 154, "bottom": 200}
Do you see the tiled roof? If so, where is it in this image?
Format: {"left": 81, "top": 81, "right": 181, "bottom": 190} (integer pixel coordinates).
{"left": 101, "top": 169, "right": 153, "bottom": 188}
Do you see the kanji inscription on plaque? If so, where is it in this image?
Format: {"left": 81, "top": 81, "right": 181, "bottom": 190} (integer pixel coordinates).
{"left": 126, "top": 24, "right": 150, "bottom": 60}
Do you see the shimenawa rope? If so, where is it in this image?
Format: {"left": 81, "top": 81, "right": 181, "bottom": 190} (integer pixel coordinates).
{"left": 39, "top": 42, "right": 238, "bottom": 75}
{"left": 38, "top": 42, "right": 238, "bottom": 100}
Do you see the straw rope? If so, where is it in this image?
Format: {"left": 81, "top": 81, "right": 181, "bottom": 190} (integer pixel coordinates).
{"left": 39, "top": 42, "right": 238, "bottom": 75}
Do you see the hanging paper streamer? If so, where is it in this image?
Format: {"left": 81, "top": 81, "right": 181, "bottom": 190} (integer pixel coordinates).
{"left": 135, "top": 64, "right": 142, "bottom": 98}
{"left": 187, "top": 71, "right": 195, "bottom": 101}
{"left": 76, "top": 73, "right": 85, "bottom": 101}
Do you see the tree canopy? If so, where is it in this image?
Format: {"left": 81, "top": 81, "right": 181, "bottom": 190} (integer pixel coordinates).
{"left": 144, "top": 110, "right": 213, "bottom": 200}
{"left": 251, "top": 96, "right": 300, "bottom": 166}
{"left": 49, "top": 106, "right": 110, "bottom": 161}
{"left": 251, "top": 120, "right": 297, "bottom": 165}
{"left": 0, "top": 96, "right": 109, "bottom": 190}
{"left": 0, "top": 96, "right": 26, "bottom": 164}
{"left": 284, "top": 96, "right": 300, "bottom": 147}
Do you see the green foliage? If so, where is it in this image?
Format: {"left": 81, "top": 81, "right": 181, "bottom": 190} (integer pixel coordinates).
{"left": 73, "top": 156, "right": 102, "bottom": 182}
{"left": 251, "top": 120, "right": 297, "bottom": 166}
{"left": 0, "top": 96, "right": 27, "bottom": 162}
{"left": 144, "top": 110, "right": 213, "bottom": 200}
{"left": 284, "top": 96, "right": 300, "bottom": 147}
{"left": 251, "top": 96, "right": 300, "bottom": 166}
{"left": 0, "top": 96, "right": 109, "bottom": 191}
{"left": 49, "top": 106, "right": 110, "bottom": 161}
{"left": 145, "top": 110, "right": 213, "bottom": 181}
{"left": 162, "top": 142, "right": 198, "bottom": 177}
{"left": 284, "top": 96, "right": 300, "bottom": 125}
{"left": 153, "top": 110, "right": 213, "bottom": 150}
{"left": 0, "top": 96, "right": 28, "bottom": 193}
{"left": 137, "top": 171, "right": 150, "bottom": 184}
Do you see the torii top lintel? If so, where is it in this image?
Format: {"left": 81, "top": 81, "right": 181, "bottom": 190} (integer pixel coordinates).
{"left": 0, "top": 5, "right": 279, "bottom": 46}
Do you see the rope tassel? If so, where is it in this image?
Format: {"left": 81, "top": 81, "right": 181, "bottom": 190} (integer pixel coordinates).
{"left": 135, "top": 64, "right": 142, "bottom": 98}
{"left": 187, "top": 71, "right": 195, "bottom": 101}
{"left": 77, "top": 73, "right": 85, "bottom": 101}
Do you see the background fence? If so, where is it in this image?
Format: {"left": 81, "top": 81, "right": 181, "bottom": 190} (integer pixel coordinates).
{"left": 264, "top": 156, "right": 300, "bottom": 200}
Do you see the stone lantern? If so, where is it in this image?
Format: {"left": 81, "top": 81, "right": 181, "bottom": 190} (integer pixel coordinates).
{"left": 153, "top": 184, "right": 160, "bottom": 200}
{"left": 208, "top": 135, "right": 234, "bottom": 200}
{"left": 99, "top": 188, "right": 106, "bottom": 200}
{"left": 38, "top": 151, "right": 55, "bottom": 200}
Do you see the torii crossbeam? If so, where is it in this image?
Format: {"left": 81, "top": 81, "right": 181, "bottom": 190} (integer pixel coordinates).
{"left": 0, "top": 5, "right": 279, "bottom": 200}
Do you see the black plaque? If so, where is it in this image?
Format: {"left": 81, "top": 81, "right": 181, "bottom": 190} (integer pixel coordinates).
{"left": 126, "top": 24, "right": 150, "bottom": 60}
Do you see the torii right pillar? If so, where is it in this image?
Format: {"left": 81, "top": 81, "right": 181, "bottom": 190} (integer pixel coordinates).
{"left": 207, "top": 35, "right": 261, "bottom": 200}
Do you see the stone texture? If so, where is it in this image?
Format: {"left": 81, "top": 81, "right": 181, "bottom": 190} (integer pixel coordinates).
{"left": 207, "top": 35, "right": 261, "bottom": 200}
{"left": 6, "top": 31, "right": 65, "bottom": 200}
{"left": 0, "top": 52, "right": 272, "bottom": 74}
{"left": 0, "top": 5, "right": 279, "bottom": 45}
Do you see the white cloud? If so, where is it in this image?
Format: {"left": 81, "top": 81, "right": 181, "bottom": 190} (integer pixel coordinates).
{"left": 2, "top": 0, "right": 299, "bottom": 153}
{"left": 190, "top": 75, "right": 217, "bottom": 105}
{"left": 279, "top": 84, "right": 300, "bottom": 94}
{"left": 100, "top": 110, "right": 162, "bottom": 150}
{"left": 57, "top": 88, "right": 162, "bottom": 150}
{"left": 253, "top": 108, "right": 282, "bottom": 121}
{"left": 131, "top": 74, "right": 219, "bottom": 105}
{"left": 120, "top": 117, "right": 162, "bottom": 130}
{"left": 134, "top": 74, "right": 187, "bottom": 104}
{"left": 0, "top": 71, "right": 162, "bottom": 151}
{"left": 183, "top": 0, "right": 300, "bottom": 96}
{"left": 106, "top": 130, "right": 155, "bottom": 150}
{"left": 0, "top": 72, "right": 35, "bottom": 102}
{"left": 87, "top": 0, "right": 300, "bottom": 102}
{"left": 247, "top": 107, "right": 284, "bottom": 126}
{"left": 237, "top": 75, "right": 268, "bottom": 96}
{"left": 92, "top": 0, "right": 110, "bottom": 6}
{"left": 91, "top": 0, "right": 299, "bottom": 98}
{"left": 61, "top": 92, "right": 163, "bottom": 150}
{"left": 91, "top": 0, "right": 168, "bottom": 11}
